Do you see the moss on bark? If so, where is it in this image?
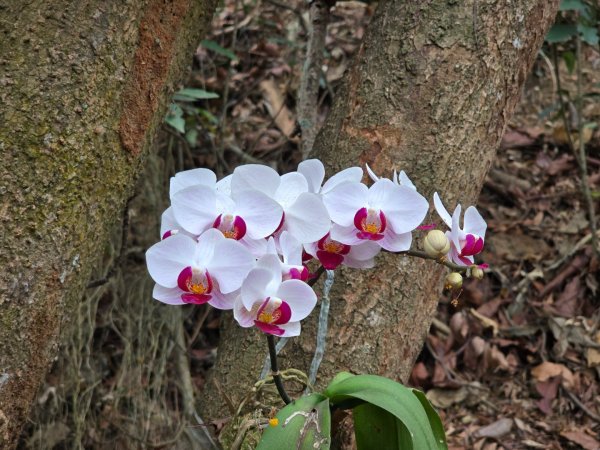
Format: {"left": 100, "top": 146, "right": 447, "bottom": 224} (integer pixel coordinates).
{"left": 0, "top": 0, "right": 217, "bottom": 446}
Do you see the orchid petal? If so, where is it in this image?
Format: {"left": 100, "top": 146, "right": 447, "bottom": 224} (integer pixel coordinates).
{"left": 369, "top": 181, "right": 428, "bottom": 233}
{"left": 275, "top": 172, "right": 308, "bottom": 208}
{"left": 433, "top": 192, "right": 452, "bottom": 228}
{"left": 380, "top": 229, "right": 412, "bottom": 252}
{"left": 323, "top": 181, "right": 368, "bottom": 226}
{"left": 284, "top": 193, "right": 331, "bottom": 243}
{"left": 464, "top": 206, "right": 487, "bottom": 240}
{"left": 170, "top": 168, "right": 216, "bottom": 198}
{"left": 231, "top": 164, "right": 280, "bottom": 197}
{"left": 146, "top": 234, "right": 197, "bottom": 288}
{"left": 398, "top": 170, "right": 416, "bottom": 190}
{"left": 172, "top": 185, "right": 218, "bottom": 235}
{"left": 298, "top": 159, "right": 325, "bottom": 193}
{"left": 321, "top": 167, "right": 364, "bottom": 194}
{"left": 365, "top": 163, "right": 379, "bottom": 183}
{"left": 450, "top": 205, "right": 462, "bottom": 251}
{"left": 160, "top": 207, "right": 181, "bottom": 238}
{"left": 152, "top": 284, "right": 186, "bottom": 305}
{"left": 208, "top": 238, "right": 254, "bottom": 294}
{"left": 233, "top": 297, "right": 255, "bottom": 327}
{"left": 208, "top": 290, "right": 237, "bottom": 310}
{"left": 347, "top": 241, "right": 381, "bottom": 260}
{"left": 343, "top": 256, "right": 376, "bottom": 269}
{"left": 276, "top": 280, "right": 317, "bottom": 321}
{"left": 240, "top": 267, "right": 273, "bottom": 310}
{"left": 329, "top": 223, "right": 363, "bottom": 246}
{"left": 215, "top": 174, "right": 232, "bottom": 196}
{"left": 256, "top": 254, "right": 283, "bottom": 295}
{"left": 280, "top": 231, "right": 303, "bottom": 266}
{"left": 276, "top": 321, "right": 301, "bottom": 337}
{"left": 234, "top": 189, "right": 284, "bottom": 239}
{"left": 194, "top": 228, "right": 224, "bottom": 264}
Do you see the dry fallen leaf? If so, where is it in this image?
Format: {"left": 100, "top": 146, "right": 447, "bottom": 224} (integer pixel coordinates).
{"left": 560, "top": 430, "right": 600, "bottom": 450}
{"left": 259, "top": 79, "right": 295, "bottom": 137}
{"left": 531, "top": 361, "right": 575, "bottom": 388}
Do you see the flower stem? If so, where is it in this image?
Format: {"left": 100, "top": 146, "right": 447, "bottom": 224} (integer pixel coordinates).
{"left": 266, "top": 334, "right": 292, "bottom": 404}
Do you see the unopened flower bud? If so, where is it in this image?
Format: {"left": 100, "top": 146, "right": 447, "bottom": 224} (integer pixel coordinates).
{"left": 423, "top": 230, "right": 450, "bottom": 258}
{"left": 445, "top": 272, "right": 463, "bottom": 290}
{"left": 470, "top": 266, "right": 484, "bottom": 280}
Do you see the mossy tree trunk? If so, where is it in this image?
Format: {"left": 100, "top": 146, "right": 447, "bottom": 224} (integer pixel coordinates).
{"left": 0, "top": 0, "right": 217, "bottom": 447}
{"left": 201, "top": 0, "right": 559, "bottom": 423}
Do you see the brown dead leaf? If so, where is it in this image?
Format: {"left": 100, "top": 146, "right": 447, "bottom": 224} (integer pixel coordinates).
{"left": 535, "top": 377, "right": 560, "bottom": 415}
{"left": 586, "top": 332, "right": 600, "bottom": 368}
{"left": 470, "top": 309, "right": 499, "bottom": 336}
{"left": 259, "top": 79, "right": 295, "bottom": 137}
{"left": 560, "top": 430, "right": 600, "bottom": 450}
{"left": 531, "top": 361, "right": 575, "bottom": 388}
{"left": 426, "top": 387, "right": 468, "bottom": 409}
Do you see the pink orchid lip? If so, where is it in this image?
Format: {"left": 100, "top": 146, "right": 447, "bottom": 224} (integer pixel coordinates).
{"left": 460, "top": 234, "right": 484, "bottom": 257}
{"left": 254, "top": 321, "right": 285, "bottom": 336}
{"left": 317, "top": 233, "right": 351, "bottom": 255}
{"left": 287, "top": 266, "right": 309, "bottom": 282}
{"left": 417, "top": 223, "right": 437, "bottom": 231}
{"left": 181, "top": 293, "right": 212, "bottom": 304}
{"left": 255, "top": 297, "right": 292, "bottom": 328}
{"left": 354, "top": 208, "right": 386, "bottom": 241}
{"left": 161, "top": 229, "right": 179, "bottom": 239}
{"left": 316, "top": 250, "right": 344, "bottom": 270}
{"left": 177, "top": 266, "right": 213, "bottom": 295}
{"left": 213, "top": 214, "right": 247, "bottom": 240}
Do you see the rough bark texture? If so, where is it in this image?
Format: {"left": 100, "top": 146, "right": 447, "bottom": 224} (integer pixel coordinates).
{"left": 0, "top": 0, "right": 217, "bottom": 446}
{"left": 201, "top": 0, "right": 559, "bottom": 421}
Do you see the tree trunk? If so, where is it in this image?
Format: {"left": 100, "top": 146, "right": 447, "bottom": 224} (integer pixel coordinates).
{"left": 201, "top": 0, "right": 559, "bottom": 422}
{"left": 0, "top": 0, "right": 217, "bottom": 446}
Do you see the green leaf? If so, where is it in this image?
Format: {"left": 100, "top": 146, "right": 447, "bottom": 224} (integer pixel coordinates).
{"left": 173, "top": 88, "right": 219, "bottom": 102}
{"left": 201, "top": 39, "right": 238, "bottom": 60}
{"left": 257, "top": 394, "right": 330, "bottom": 450}
{"left": 562, "top": 50, "right": 576, "bottom": 74}
{"left": 577, "top": 24, "right": 599, "bottom": 46}
{"left": 165, "top": 103, "right": 185, "bottom": 133}
{"left": 325, "top": 373, "right": 446, "bottom": 450}
{"left": 354, "top": 403, "right": 413, "bottom": 450}
{"left": 412, "top": 389, "right": 448, "bottom": 450}
{"left": 546, "top": 23, "right": 577, "bottom": 43}
{"left": 559, "top": 0, "right": 587, "bottom": 11}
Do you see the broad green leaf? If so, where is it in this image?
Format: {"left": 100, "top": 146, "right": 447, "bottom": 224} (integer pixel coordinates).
{"left": 412, "top": 389, "right": 448, "bottom": 450}
{"left": 354, "top": 403, "right": 413, "bottom": 450}
{"left": 201, "top": 39, "right": 238, "bottom": 60}
{"left": 546, "top": 23, "right": 577, "bottom": 43}
{"left": 257, "top": 394, "right": 330, "bottom": 450}
{"left": 325, "top": 373, "right": 443, "bottom": 450}
{"left": 577, "top": 24, "right": 599, "bottom": 46}
{"left": 165, "top": 115, "right": 185, "bottom": 133}
{"left": 559, "top": 0, "right": 587, "bottom": 12}
{"left": 173, "top": 88, "right": 219, "bottom": 102}
{"left": 562, "top": 51, "right": 576, "bottom": 74}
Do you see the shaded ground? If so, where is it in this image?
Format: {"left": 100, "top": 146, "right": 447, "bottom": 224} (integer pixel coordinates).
{"left": 21, "top": 1, "right": 600, "bottom": 449}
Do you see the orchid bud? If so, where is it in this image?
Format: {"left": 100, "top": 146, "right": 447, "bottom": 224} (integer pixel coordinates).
{"left": 445, "top": 272, "right": 463, "bottom": 290}
{"left": 423, "top": 230, "right": 450, "bottom": 258}
{"left": 470, "top": 265, "right": 484, "bottom": 280}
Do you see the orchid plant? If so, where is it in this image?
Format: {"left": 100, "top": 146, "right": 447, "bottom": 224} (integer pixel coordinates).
{"left": 145, "top": 159, "right": 488, "bottom": 449}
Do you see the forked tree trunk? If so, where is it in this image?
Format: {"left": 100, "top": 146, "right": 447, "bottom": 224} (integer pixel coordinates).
{"left": 0, "top": 1, "right": 217, "bottom": 447}
{"left": 202, "top": 0, "right": 559, "bottom": 422}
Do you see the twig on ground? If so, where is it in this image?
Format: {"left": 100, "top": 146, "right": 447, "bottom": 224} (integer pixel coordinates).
{"left": 562, "top": 386, "right": 600, "bottom": 423}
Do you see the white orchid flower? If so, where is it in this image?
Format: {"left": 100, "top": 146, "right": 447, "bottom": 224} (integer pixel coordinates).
{"left": 433, "top": 193, "right": 487, "bottom": 266}
{"left": 323, "top": 178, "right": 428, "bottom": 252}
{"left": 233, "top": 255, "right": 317, "bottom": 337}
{"left": 146, "top": 229, "right": 255, "bottom": 309}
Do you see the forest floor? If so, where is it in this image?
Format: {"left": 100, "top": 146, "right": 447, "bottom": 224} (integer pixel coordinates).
{"left": 22, "top": 1, "right": 600, "bottom": 449}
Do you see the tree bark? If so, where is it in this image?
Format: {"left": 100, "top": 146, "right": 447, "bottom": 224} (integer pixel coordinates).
{"left": 201, "top": 0, "right": 559, "bottom": 423}
{"left": 0, "top": 0, "right": 217, "bottom": 446}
